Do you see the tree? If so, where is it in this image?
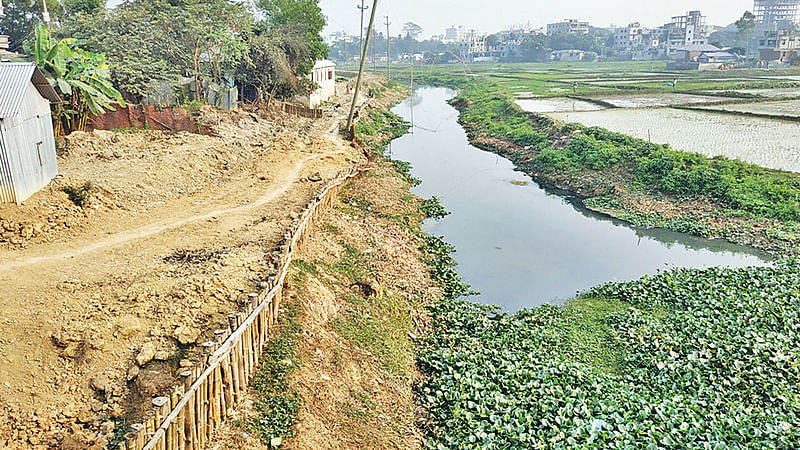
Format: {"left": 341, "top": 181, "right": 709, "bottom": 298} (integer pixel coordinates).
{"left": 28, "top": 24, "right": 125, "bottom": 135}
{"left": 736, "top": 11, "right": 756, "bottom": 37}
{"left": 255, "top": 0, "right": 327, "bottom": 66}
{"left": 62, "top": 0, "right": 103, "bottom": 16}
{"left": 236, "top": 25, "right": 312, "bottom": 102}
{"left": 736, "top": 11, "right": 756, "bottom": 57}
{"left": 0, "top": 0, "right": 64, "bottom": 51}
{"left": 402, "top": 22, "right": 422, "bottom": 40}
{"left": 59, "top": 0, "right": 252, "bottom": 103}
{"left": 178, "top": 0, "right": 252, "bottom": 97}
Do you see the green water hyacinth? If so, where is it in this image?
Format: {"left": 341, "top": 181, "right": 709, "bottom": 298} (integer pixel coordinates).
{"left": 419, "top": 262, "right": 800, "bottom": 449}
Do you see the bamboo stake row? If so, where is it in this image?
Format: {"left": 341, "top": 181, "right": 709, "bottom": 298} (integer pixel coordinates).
{"left": 118, "top": 168, "right": 363, "bottom": 450}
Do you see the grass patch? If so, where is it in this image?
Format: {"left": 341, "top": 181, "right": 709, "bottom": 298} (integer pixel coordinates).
{"left": 235, "top": 305, "right": 303, "bottom": 448}
{"left": 333, "top": 292, "right": 415, "bottom": 381}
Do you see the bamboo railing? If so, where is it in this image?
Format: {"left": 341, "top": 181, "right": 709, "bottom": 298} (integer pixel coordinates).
{"left": 119, "top": 168, "right": 362, "bottom": 450}
{"left": 269, "top": 101, "right": 324, "bottom": 119}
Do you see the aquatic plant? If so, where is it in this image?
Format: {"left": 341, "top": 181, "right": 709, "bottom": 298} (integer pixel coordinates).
{"left": 419, "top": 262, "right": 800, "bottom": 449}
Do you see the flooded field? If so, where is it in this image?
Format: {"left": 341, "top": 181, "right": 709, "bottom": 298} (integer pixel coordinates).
{"left": 515, "top": 98, "right": 603, "bottom": 113}
{"left": 697, "top": 99, "right": 800, "bottom": 119}
{"left": 549, "top": 108, "right": 800, "bottom": 172}
{"left": 734, "top": 88, "right": 800, "bottom": 98}
{"left": 598, "top": 93, "right": 723, "bottom": 108}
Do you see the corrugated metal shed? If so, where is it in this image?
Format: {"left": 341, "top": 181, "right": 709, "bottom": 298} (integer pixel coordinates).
{"left": 0, "top": 63, "right": 60, "bottom": 118}
{"left": 0, "top": 62, "right": 60, "bottom": 204}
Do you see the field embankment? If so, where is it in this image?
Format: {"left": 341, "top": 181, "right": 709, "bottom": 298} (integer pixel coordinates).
{"left": 436, "top": 77, "right": 800, "bottom": 256}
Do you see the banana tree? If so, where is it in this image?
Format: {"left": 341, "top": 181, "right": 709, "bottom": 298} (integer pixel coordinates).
{"left": 28, "top": 25, "right": 125, "bottom": 135}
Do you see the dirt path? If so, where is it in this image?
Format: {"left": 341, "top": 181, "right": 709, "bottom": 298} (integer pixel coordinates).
{"left": 0, "top": 150, "right": 346, "bottom": 272}
{"left": 0, "top": 83, "right": 391, "bottom": 449}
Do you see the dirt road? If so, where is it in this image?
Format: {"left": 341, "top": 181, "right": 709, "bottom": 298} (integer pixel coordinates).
{"left": 0, "top": 78, "right": 398, "bottom": 448}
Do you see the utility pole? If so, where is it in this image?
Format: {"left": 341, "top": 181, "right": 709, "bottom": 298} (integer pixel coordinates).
{"left": 346, "top": 0, "right": 379, "bottom": 133}
{"left": 385, "top": 16, "right": 391, "bottom": 79}
{"left": 357, "top": 0, "right": 369, "bottom": 56}
{"left": 41, "top": 0, "right": 51, "bottom": 31}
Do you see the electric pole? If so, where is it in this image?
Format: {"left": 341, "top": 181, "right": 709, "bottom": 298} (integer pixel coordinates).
{"left": 41, "top": 0, "right": 51, "bottom": 31}
{"left": 385, "top": 16, "right": 391, "bottom": 79}
{"left": 357, "top": 0, "right": 369, "bottom": 56}
{"left": 346, "top": 0, "right": 379, "bottom": 133}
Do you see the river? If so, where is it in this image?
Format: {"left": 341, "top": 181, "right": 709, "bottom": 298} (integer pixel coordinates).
{"left": 389, "top": 87, "right": 769, "bottom": 311}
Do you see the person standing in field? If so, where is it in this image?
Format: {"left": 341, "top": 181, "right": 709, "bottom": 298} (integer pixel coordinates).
{"left": 573, "top": 81, "right": 578, "bottom": 94}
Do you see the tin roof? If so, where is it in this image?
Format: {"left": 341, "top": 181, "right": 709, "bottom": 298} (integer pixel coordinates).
{"left": 313, "top": 59, "right": 336, "bottom": 69}
{"left": 0, "top": 62, "right": 61, "bottom": 119}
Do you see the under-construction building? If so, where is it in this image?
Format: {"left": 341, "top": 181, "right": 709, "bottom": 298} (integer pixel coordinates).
{"left": 754, "top": 0, "right": 800, "bottom": 31}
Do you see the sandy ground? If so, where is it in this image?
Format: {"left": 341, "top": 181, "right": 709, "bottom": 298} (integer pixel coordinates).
{"left": 0, "top": 77, "right": 397, "bottom": 448}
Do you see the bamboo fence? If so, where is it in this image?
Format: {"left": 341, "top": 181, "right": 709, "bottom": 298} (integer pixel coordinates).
{"left": 269, "top": 101, "right": 324, "bottom": 119}
{"left": 119, "top": 168, "right": 362, "bottom": 450}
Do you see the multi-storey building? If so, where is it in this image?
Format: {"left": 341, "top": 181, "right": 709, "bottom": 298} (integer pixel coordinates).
{"left": 613, "top": 23, "right": 665, "bottom": 59}
{"left": 445, "top": 26, "right": 480, "bottom": 43}
{"left": 547, "top": 19, "right": 590, "bottom": 35}
{"left": 661, "top": 10, "right": 714, "bottom": 55}
{"left": 754, "top": 0, "right": 800, "bottom": 31}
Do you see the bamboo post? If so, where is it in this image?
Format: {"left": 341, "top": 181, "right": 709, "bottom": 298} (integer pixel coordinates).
{"left": 171, "top": 385, "right": 183, "bottom": 450}
{"left": 152, "top": 397, "right": 168, "bottom": 450}
{"left": 130, "top": 423, "right": 145, "bottom": 450}
{"left": 180, "top": 371, "right": 193, "bottom": 450}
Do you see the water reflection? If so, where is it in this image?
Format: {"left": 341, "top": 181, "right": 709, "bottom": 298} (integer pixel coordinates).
{"left": 391, "top": 87, "right": 770, "bottom": 311}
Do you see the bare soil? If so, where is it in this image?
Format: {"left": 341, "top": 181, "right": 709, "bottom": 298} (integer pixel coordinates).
{"left": 0, "top": 76, "right": 403, "bottom": 448}
{"left": 210, "top": 160, "right": 435, "bottom": 450}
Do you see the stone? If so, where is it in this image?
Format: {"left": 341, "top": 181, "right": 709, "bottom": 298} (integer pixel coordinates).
{"left": 173, "top": 326, "right": 200, "bottom": 345}
{"left": 115, "top": 316, "right": 142, "bottom": 339}
{"left": 179, "top": 359, "right": 193, "bottom": 368}
{"left": 136, "top": 343, "right": 156, "bottom": 366}
{"left": 126, "top": 366, "right": 140, "bottom": 381}
{"left": 154, "top": 351, "right": 170, "bottom": 361}
{"left": 89, "top": 374, "right": 111, "bottom": 393}
{"left": 308, "top": 172, "right": 323, "bottom": 182}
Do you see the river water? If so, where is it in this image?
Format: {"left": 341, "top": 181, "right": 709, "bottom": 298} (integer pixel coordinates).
{"left": 389, "top": 87, "right": 769, "bottom": 311}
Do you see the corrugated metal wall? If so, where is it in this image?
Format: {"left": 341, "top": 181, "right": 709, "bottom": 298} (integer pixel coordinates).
{"left": 0, "top": 83, "right": 58, "bottom": 204}
{"left": 0, "top": 121, "right": 17, "bottom": 204}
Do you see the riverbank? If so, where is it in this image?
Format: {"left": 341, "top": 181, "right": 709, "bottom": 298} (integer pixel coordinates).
{"left": 207, "top": 83, "right": 459, "bottom": 448}
{"left": 436, "top": 77, "right": 800, "bottom": 256}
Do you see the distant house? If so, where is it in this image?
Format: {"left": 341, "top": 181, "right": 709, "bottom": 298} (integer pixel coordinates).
{"left": 667, "top": 44, "right": 736, "bottom": 70}
{"left": 550, "top": 49, "right": 586, "bottom": 62}
{"left": 0, "top": 63, "right": 61, "bottom": 204}
{"left": 697, "top": 51, "right": 738, "bottom": 63}
{"left": 306, "top": 59, "right": 336, "bottom": 108}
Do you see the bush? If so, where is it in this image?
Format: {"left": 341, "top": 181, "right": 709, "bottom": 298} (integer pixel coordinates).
{"left": 63, "top": 182, "right": 95, "bottom": 207}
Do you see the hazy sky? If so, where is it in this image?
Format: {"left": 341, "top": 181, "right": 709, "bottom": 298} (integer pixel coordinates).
{"left": 105, "top": 1, "right": 754, "bottom": 38}
{"left": 321, "top": 0, "right": 753, "bottom": 38}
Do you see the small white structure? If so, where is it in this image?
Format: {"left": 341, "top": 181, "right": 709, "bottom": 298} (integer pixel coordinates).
{"left": 306, "top": 59, "right": 336, "bottom": 108}
{"left": 0, "top": 63, "right": 61, "bottom": 204}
